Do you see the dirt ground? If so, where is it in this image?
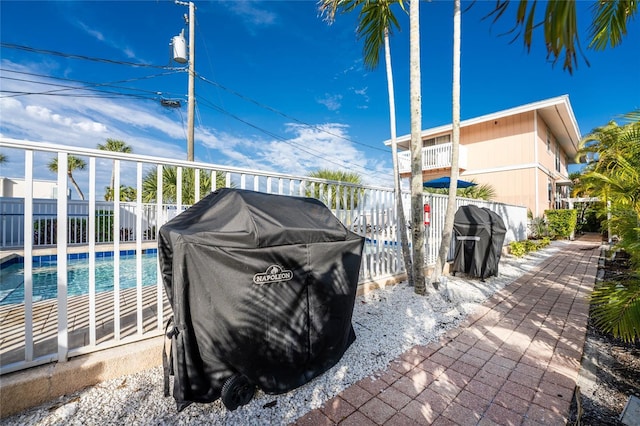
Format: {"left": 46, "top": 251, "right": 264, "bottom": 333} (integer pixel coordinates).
{"left": 568, "top": 249, "right": 640, "bottom": 425}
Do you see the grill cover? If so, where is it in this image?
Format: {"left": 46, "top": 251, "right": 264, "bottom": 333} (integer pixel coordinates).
{"left": 451, "top": 205, "right": 506, "bottom": 279}
{"left": 159, "top": 188, "right": 364, "bottom": 410}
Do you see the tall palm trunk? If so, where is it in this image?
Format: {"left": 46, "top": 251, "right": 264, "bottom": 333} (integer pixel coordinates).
{"left": 68, "top": 171, "right": 85, "bottom": 200}
{"left": 409, "top": 0, "right": 426, "bottom": 295}
{"left": 432, "top": 0, "right": 461, "bottom": 287}
{"left": 384, "top": 28, "right": 413, "bottom": 286}
{"left": 109, "top": 164, "right": 115, "bottom": 200}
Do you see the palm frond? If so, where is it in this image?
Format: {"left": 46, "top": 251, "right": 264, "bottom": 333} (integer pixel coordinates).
{"left": 591, "top": 275, "right": 640, "bottom": 343}
{"left": 589, "top": 0, "right": 638, "bottom": 50}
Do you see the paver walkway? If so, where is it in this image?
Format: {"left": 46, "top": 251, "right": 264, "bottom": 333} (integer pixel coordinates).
{"left": 294, "top": 234, "right": 602, "bottom": 426}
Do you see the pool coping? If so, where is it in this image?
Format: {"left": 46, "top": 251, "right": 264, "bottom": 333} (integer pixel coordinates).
{"left": 0, "top": 242, "right": 159, "bottom": 270}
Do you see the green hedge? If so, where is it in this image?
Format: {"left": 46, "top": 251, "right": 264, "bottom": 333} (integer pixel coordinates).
{"left": 509, "top": 237, "right": 552, "bottom": 257}
{"left": 545, "top": 209, "right": 577, "bottom": 239}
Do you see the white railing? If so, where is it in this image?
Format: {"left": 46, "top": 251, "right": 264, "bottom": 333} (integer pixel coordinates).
{"left": 0, "top": 137, "right": 526, "bottom": 375}
{"left": 419, "top": 193, "right": 527, "bottom": 265}
{"left": 397, "top": 143, "right": 468, "bottom": 174}
{"left": 1, "top": 198, "right": 159, "bottom": 247}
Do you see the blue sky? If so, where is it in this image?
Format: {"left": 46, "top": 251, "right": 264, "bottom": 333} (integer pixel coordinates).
{"left": 1, "top": 0, "right": 639, "bottom": 188}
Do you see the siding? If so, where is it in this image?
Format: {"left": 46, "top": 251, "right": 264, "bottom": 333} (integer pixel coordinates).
{"left": 463, "top": 168, "right": 536, "bottom": 211}
{"left": 462, "top": 111, "right": 535, "bottom": 170}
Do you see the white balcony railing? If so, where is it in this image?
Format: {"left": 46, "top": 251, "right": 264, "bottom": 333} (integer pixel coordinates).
{"left": 397, "top": 143, "right": 468, "bottom": 174}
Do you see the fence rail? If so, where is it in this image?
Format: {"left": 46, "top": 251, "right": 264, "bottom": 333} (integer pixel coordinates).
{"left": 0, "top": 137, "right": 526, "bottom": 375}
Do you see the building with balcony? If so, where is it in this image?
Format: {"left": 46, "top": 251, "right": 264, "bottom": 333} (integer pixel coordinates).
{"left": 387, "top": 95, "right": 581, "bottom": 217}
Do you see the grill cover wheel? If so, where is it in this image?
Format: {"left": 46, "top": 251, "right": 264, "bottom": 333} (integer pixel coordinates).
{"left": 221, "top": 374, "right": 255, "bottom": 411}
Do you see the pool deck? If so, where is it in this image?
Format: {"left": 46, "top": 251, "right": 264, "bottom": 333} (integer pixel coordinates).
{"left": 0, "top": 284, "right": 172, "bottom": 367}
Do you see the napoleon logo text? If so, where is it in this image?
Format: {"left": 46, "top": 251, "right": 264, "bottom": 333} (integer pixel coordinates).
{"left": 253, "top": 265, "right": 294, "bottom": 285}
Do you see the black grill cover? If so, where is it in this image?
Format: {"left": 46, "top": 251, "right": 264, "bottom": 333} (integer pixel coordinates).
{"left": 159, "top": 188, "right": 364, "bottom": 410}
{"left": 451, "top": 205, "right": 507, "bottom": 279}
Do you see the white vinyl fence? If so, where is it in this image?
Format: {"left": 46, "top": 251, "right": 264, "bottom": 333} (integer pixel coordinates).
{"left": 0, "top": 138, "right": 526, "bottom": 374}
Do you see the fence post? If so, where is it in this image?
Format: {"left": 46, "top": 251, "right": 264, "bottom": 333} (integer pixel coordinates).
{"left": 56, "top": 153, "right": 69, "bottom": 362}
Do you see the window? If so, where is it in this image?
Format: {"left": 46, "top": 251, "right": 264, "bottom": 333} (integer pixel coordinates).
{"left": 435, "top": 135, "right": 451, "bottom": 144}
{"left": 555, "top": 142, "right": 561, "bottom": 172}
{"left": 546, "top": 127, "right": 551, "bottom": 152}
{"left": 422, "top": 134, "right": 451, "bottom": 147}
{"left": 423, "top": 138, "right": 436, "bottom": 147}
{"left": 548, "top": 179, "right": 553, "bottom": 204}
{"left": 555, "top": 183, "right": 567, "bottom": 209}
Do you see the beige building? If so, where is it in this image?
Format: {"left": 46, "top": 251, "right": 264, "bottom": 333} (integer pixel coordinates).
{"left": 389, "top": 95, "right": 581, "bottom": 217}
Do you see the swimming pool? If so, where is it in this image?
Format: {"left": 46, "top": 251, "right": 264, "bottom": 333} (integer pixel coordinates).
{"left": 0, "top": 251, "right": 159, "bottom": 306}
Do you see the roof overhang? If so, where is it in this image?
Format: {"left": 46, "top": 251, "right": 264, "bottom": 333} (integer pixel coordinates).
{"left": 385, "top": 95, "right": 582, "bottom": 162}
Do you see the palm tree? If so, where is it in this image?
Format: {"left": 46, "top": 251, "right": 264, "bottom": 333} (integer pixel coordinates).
{"left": 142, "top": 166, "right": 227, "bottom": 204}
{"left": 0, "top": 153, "right": 7, "bottom": 164}
{"left": 47, "top": 155, "right": 87, "bottom": 200}
{"left": 409, "top": 0, "right": 425, "bottom": 294}
{"left": 98, "top": 139, "right": 132, "bottom": 201}
{"left": 105, "top": 185, "right": 137, "bottom": 202}
{"left": 430, "top": 0, "right": 462, "bottom": 289}
{"left": 574, "top": 117, "right": 640, "bottom": 342}
{"left": 318, "top": 0, "right": 413, "bottom": 286}
{"left": 307, "top": 169, "right": 364, "bottom": 209}
{"left": 487, "top": 1, "right": 638, "bottom": 73}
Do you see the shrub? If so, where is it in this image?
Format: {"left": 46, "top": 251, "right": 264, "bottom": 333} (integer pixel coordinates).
{"left": 545, "top": 209, "right": 577, "bottom": 239}
{"left": 509, "top": 237, "right": 552, "bottom": 257}
{"left": 524, "top": 240, "right": 538, "bottom": 253}
{"left": 33, "top": 218, "right": 87, "bottom": 245}
{"left": 539, "top": 237, "right": 552, "bottom": 248}
{"left": 509, "top": 241, "right": 528, "bottom": 257}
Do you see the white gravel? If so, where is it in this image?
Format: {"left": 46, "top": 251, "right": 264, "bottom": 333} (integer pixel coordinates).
{"left": 3, "top": 242, "right": 565, "bottom": 426}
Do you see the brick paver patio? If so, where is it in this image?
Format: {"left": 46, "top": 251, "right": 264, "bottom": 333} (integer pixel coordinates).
{"left": 294, "top": 234, "right": 602, "bottom": 425}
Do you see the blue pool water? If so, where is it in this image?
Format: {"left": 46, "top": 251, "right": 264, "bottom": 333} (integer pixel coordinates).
{"left": 0, "top": 251, "right": 159, "bottom": 306}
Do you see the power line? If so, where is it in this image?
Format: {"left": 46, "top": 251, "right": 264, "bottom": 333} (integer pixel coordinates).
{"left": 196, "top": 96, "right": 378, "bottom": 178}
{"left": 0, "top": 68, "right": 183, "bottom": 96}
{"left": 0, "top": 45, "right": 386, "bottom": 175}
{"left": 0, "top": 68, "right": 184, "bottom": 99}
{"left": 197, "top": 74, "right": 390, "bottom": 154}
{"left": 1, "top": 42, "right": 177, "bottom": 70}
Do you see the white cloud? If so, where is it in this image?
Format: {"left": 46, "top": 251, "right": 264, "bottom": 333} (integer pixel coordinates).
{"left": 223, "top": 1, "right": 277, "bottom": 28}
{"left": 77, "top": 21, "right": 105, "bottom": 41}
{"left": 0, "top": 61, "right": 392, "bottom": 191}
{"left": 75, "top": 20, "right": 140, "bottom": 61}
{"left": 317, "top": 93, "right": 343, "bottom": 111}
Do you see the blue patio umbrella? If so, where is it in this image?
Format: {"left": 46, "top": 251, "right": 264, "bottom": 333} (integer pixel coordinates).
{"left": 423, "top": 176, "right": 477, "bottom": 189}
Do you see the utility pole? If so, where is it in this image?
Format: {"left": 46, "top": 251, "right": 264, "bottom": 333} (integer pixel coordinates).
{"left": 175, "top": 1, "right": 195, "bottom": 161}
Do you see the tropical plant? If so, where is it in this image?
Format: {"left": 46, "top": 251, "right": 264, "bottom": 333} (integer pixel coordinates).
{"left": 142, "top": 166, "right": 227, "bottom": 204}
{"left": 574, "top": 115, "right": 640, "bottom": 343}
{"left": 486, "top": 0, "right": 638, "bottom": 74}
{"left": 307, "top": 169, "right": 364, "bottom": 209}
{"left": 430, "top": 0, "right": 462, "bottom": 291}
{"left": 318, "top": 0, "right": 413, "bottom": 286}
{"left": 47, "top": 155, "right": 87, "bottom": 200}
{"left": 591, "top": 274, "right": 640, "bottom": 343}
{"left": 576, "top": 119, "right": 640, "bottom": 249}
{"left": 98, "top": 139, "right": 132, "bottom": 201}
{"left": 0, "top": 153, "right": 6, "bottom": 164}
{"left": 104, "top": 185, "right": 137, "bottom": 202}
{"left": 528, "top": 215, "right": 548, "bottom": 239}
